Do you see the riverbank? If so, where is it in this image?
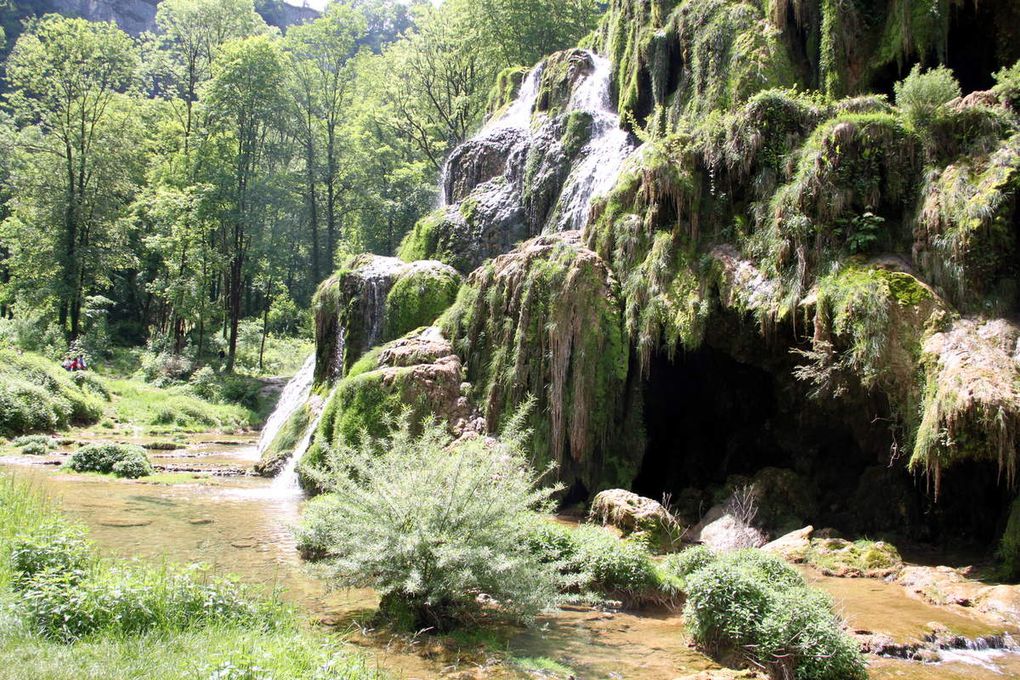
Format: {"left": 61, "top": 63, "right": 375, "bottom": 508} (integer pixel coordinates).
{"left": 0, "top": 471, "right": 379, "bottom": 680}
{"left": 4, "top": 431, "right": 1020, "bottom": 679}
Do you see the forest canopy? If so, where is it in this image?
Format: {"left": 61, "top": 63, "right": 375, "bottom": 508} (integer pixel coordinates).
{"left": 0, "top": 0, "right": 601, "bottom": 368}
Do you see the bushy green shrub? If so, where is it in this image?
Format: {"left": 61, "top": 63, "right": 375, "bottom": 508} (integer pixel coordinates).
{"left": 993, "top": 60, "right": 1020, "bottom": 109}
{"left": 188, "top": 366, "right": 220, "bottom": 400}
{"left": 0, "top": 351, "right": 104, "bottom": 436}
{"left": 10, "top": 523, "right": 92, "bottom": 588}
{"left": 524, "top": 520, "right": 663, "bottom": 605}
{"left": 300, "top": 414, "right": 560, "bottom": 629}
{"left": 894, "top": 64, "right": 961, "bottom": 127}
{"left": 66, "top": 444, "right": 153, "bottom": 478}
{"left": 660, "top": 545, "right": 716, "bottom": 590}
{"left": 11, "top": 434, "right": 57, "bottom": 455}
{"left": 682, "top": 550, "right": 866, "bottom": 680}
{"left": 138, "top": 350, "right": 193, "bottom": 385}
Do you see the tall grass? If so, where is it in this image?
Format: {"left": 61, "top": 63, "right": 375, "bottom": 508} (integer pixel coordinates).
{"left": 0, "top": 475, "right": 381, "bottom": 679}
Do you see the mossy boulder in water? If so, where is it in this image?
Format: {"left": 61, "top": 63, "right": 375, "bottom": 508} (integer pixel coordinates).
{"left": 313, "top": 256, "right": 460, "bottom": 384}
{"left": 589, "top": 488, "right": 684, "bottom": 552}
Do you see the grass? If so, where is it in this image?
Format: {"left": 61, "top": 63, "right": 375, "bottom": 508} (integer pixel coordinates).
{"left": 98, "top": 377, "right": 258, "bottom": 434}
{"left": 0, "top": 474, "right": 380, "bottom": 680}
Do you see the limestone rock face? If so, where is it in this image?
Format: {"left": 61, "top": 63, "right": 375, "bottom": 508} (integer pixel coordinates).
{"left": 313, "top": 256, "right": 460, "bottom": 384}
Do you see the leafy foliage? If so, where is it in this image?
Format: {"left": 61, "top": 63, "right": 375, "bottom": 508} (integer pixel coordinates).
{"left": 66, "top": 444, "right": 153, "bottom": 479}
{"left": 299, "top": 414, "right": 561, "bottom": 629}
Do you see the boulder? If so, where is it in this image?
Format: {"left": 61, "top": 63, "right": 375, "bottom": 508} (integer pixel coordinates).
{"left": 690, "top": 504, "right": 767, "bottom": 551}
{"left": 589, "top": 488, "right": 683, "bottom": 551}
{"left": 762, "top": 525, "right": 814, "bottom": 559}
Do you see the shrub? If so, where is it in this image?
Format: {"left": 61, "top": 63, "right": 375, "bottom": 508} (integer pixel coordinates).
{"left": 299, "top": 413, "right": 561, "bottom": 630}
{"left": 66, "top": 444, "right": 153, "bottom": 478}
{"left": 189, "top": 365, "right": 220, "bottom": 401}
{"left": 660, "top": 545, "right": 716, "bottom": 590}
{"left": 993, "top": 60, "right": 1020, "bottom": 109}
{"left": 682, "top": 549, "right": 866, "bottom": 680}
{"left": 10, "top": 523, "right": 92, "bottom": 588}
{"left": 11, "top": 434, "right": 57, "bottom": 455}
{"left": 0, "top": 350, "right": 103, "bottom": 436}
{"left": 524, "top": 520, "right": 663, "bottom": 605}
{"left": 894, "top": 64, "right": 961, "bottom": 127}
{"left": 17, "top": 441, "right": 49, "bottom": 456}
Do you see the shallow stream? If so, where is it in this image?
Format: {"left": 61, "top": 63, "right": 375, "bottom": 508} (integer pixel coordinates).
{"left": 3, "top": 435, "right": 1019, "bottom": 679}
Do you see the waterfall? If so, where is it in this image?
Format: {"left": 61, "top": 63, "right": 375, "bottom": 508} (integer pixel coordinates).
{"left": 483, "top": 65, "right": 544, "bottom": 134}
{"left": 256, "top": 354, "right": 315, "bottom": 458}
{"left": 554, "top": 53, "right": 636, "bottom": 231}
{"left": 269, "top": 402, "right": 323, "bottom": 497}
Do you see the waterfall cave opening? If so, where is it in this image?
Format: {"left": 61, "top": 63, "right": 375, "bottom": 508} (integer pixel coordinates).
{"left": 632, "top": 346, "right": 786, "bottom": 496}
{"left": 630, "top": 343, "right": 884, "bottom": 531}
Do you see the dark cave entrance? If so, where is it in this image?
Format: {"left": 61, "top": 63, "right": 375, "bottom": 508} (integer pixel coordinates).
{"left": 946, "top": 0, "right": 1002, "bottom": 94}
{"left": 632, "top": 346, "right": 786, "bottom": 497}
{"left": 629, "top": 340, "right": 904, "bottom": 535}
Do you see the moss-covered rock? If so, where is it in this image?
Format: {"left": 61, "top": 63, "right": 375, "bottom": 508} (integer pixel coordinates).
{"left": 312, "top": 256, "right": 460, "bottom": 384}
{"left": 299, "top": 327, "right": 476, "bottom": 488}
{"left": 443, "top": 232, "right": 634, "bottom": 491}
{"left": 910, "top": 318, "right": 1020, "bottom": 498}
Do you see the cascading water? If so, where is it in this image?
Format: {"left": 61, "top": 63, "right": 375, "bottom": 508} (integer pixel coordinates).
{"left": 269, "top": 401, "right": 323, "bottom": 496}
{"left": 484, "top": 65, "right": 544, "bottom": 133}
{"left": 256, "top": 354, "right": 315, "bottom": 458}
{"left": 554, "top": 54, "right": 636, "bottom": 231}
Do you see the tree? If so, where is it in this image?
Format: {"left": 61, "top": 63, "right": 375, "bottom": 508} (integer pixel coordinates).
{"left": 4, "top": 16, "right": 140, "bottom": 339}
{"left": 284, "top": 3, "right": 365, "bottom": 282}
{"left": 468, "top": 0, "right": 601, "bottom": 68}
{"left": 202, "top": 35, "right": 288, "bottom": 371}
{"left": 152, "top": 0, "right": 267, "bottom": 159}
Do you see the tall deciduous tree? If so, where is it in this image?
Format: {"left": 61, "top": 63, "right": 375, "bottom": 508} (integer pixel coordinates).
{"left": 284, "top": 3, "right": 365, "bottom": 280}
{"left": 202, "top": 35, "right": 288, "bottom": 370}
{"left": 4, "top": 16, "right": 140, "bottom": 339}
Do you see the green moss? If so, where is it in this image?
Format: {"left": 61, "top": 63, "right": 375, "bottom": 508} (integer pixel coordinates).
{"left": 383, "top": 266, "right": 461, "bottom": 341}
{"left": 914, "top": 134, "right": 1020, "bottom": 312}
{"left": 486, "top": 65, "right": 529, "bottom": 119}
{"left": 443, "top": 234, "right": 633, "bottom": 488}
{"left": 801, "top": 538, "right": 903, "bottom": 576}
{"left": 561, "top": 110, "right": 593, "bottom": 157}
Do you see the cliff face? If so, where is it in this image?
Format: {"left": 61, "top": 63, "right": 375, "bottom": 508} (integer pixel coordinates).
{"left": 9, "top": 0, "right": 317, "bottom": 36}
{"left": 311, "top": 0, "right": 1020, "bottom": 547}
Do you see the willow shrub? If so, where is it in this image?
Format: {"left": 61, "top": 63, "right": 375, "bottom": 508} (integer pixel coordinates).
{"left": 66, "top": 443, "right": 153, "bottom": 479}
{"left": 677, "top": 549, "right": 866, "bottom": 680}
{"left": 299, "top": 409, "right": 562, "bottom": 630}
